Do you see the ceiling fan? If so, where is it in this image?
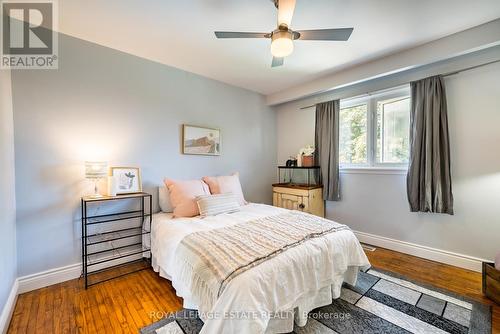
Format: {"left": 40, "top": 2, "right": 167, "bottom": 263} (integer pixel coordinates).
{"left": 214, "top": 0, "right": 354, "bottom": 67}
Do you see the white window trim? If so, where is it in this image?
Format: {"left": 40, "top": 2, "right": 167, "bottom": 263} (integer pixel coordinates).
{"left": 340, "top": 166, "right": 408, "bottom": 175}
{"left": 339, "top": 86, "right": 411, "bottom": 172}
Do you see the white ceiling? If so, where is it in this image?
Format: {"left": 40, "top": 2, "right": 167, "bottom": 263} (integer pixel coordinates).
{"left": 58, "top": 0, "right": 500, "bottom": 95}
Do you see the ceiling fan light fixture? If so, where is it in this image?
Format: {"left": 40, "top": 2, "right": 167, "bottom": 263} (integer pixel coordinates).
{"left": 271, "top": 30, "right": 293, "bottom": 57}
{"left": 214, "top": 1, "right": 353, "bottom": 67}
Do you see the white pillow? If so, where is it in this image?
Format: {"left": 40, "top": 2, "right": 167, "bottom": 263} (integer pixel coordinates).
{"left": 196, "top": 193, "right": 241, "bottom": 217}
{"left": 158, "top": 186, "right": 174, "bottom": 213}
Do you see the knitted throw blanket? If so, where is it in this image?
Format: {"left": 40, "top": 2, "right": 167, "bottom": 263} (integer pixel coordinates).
{"left": 175, "top": 211, "right": 350, "bottom": 304}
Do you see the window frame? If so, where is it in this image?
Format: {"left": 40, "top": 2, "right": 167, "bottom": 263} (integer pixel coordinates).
{"left": 339, "top": 86, "right": 411, "bottom": 170}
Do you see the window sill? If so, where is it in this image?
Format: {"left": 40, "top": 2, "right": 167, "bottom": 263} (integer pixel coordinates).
{"left": 340, "top": 167, "right": 408, "bottom": 175}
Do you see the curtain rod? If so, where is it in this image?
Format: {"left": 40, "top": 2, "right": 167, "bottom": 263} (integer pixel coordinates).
{"left": 299, "top": 58, "right": 500, "bottom": 110}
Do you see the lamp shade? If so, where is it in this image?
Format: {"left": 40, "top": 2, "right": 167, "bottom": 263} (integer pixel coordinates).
{"left": 85, "top": 161, "right": 108, "bottom": 179}
{"left": 271, "top": 30, "right": 294, "bottom": 58}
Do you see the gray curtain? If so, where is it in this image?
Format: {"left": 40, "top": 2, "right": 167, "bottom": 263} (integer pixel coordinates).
{"left": 407, "top": 75, "right": 454, "bottom": 214}
{"left": 314, "top": 100, "right": 340, "bottom": 201}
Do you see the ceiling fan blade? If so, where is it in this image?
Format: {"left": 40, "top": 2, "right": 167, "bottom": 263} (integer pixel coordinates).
{"left": 214, "top": 32, "right": 268, "bottom": 39}
{"left": 296, "top": 28, "right": 354, "bottom": 41}
{"left": 271, "top": 57, "right": 284, "bottom": 67}
{"left": 277, "top": 0, "right": 296, "bottom": 27}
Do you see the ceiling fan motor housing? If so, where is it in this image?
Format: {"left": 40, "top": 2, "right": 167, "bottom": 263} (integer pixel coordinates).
{"left": 272, "top": 29, "right": 293, "bottom": 42}
{"left": 272, "top": 25, "right": 301, "bottom": 40}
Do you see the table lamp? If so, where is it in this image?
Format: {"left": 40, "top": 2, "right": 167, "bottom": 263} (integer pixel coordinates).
{"left": 85, "top": 161, "right": 108, "bottom": 198}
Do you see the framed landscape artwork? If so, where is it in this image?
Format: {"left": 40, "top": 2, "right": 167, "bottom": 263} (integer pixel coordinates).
{"left": 182, "top": 125, "right": 221, "bottom": 156}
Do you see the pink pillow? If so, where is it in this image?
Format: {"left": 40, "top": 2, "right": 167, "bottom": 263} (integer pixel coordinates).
{"left": 202, "top": 173, "right": 247, "bottom": 206}
{"left": 164, "top": 179, "right": 210, "bottom": 217}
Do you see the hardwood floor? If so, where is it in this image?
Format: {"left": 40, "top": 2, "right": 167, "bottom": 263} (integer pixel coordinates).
{"left": 7, "top": 267, "right": 183, "bottom": 334}
{"left": 365, "top": 247, "right": 500, "bottom": 333}
{"left": 7, "top": 248, "right": 500, "bottom": 333}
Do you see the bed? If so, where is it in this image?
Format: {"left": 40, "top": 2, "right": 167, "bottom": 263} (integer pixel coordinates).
{"left": 151, "top": 203, "right": 370, "bottom": 334}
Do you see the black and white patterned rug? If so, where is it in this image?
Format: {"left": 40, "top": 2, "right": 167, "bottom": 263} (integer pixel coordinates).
{"left": 140, "top": 269, "right": 491, "bottom": 334}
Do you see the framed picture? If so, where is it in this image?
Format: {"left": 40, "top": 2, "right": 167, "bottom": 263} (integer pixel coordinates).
{"left": 182, "top": 124, "right": 221, "bottom": 156}
{"left": 109, "top": 167, "right": 142, "bottom": 195}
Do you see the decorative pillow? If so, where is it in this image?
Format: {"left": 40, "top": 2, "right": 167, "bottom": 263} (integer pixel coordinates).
{"left": 196, "top": 193, "right": 241, "bottom": 217}
{"left": 158, "top": 186, "right": 173, "bottom": 213}
{"left": 202, "top": 173, "right": 247, "bottom": 206}
{"left": 164, "top": 179, "right": 210, "bottom": 217}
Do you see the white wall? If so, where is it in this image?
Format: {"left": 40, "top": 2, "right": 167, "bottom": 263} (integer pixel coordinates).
{"left": 11, "top": 33, "right": 276, "bottom": 277}
{"left": 0, "top": 70, "right": 17, "bottom": 322}
{"left": 276, "top": 56, "right": 500, "bottom": 261}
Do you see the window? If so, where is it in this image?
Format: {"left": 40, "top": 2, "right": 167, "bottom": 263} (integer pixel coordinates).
{"left": 339, "top": 104, "right": 367, "bottom": 165}
{"left": 339, "top": 87, "right": 410, "bottom": 168}
{"left": 376, "top": 97, "right": 410, "bottom": 164}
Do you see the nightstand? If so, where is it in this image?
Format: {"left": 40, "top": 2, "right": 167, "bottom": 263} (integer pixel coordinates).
{"left": 273, "top": 165, "right": 325, "bottom": 218}
{"left": 81, "top": 192, "right": 152, "bottom": 288}
{"left": 272, "top": 184, "right": 325, "bottom": 217}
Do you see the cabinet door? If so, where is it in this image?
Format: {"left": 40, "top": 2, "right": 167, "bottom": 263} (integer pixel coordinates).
{"left": 274, "top": 192, "right": 309, "bottom": 212}
{"left": 281, "top": 193, "right": 301, "bottom": 210}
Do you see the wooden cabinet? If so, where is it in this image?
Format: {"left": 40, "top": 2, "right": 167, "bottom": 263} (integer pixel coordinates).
{"left": 272, "top": 184, "right": 325, "bottom": 218}
{"left": 483, "top": 262, "right": 500, "bottom": 304}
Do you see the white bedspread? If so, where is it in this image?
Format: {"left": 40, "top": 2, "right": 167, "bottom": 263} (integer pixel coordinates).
{"left": 151, "top": 203, "right": 370, "bottom": 334}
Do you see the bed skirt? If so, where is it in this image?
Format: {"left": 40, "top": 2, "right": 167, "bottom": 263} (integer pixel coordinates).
{"left": 153, "top": 256, "right": 361, "bottom": 333}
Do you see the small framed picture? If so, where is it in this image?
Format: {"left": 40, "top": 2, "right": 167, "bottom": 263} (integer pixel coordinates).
{"left": 109, "top": 167, "right": 142, "bottom": 195}
{"left": 182, "top": 124, "right": 221, "bottom": 156}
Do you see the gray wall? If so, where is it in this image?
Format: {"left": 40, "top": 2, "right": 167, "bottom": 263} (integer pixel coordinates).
{"left": 276, "top": 51, "right": 500, "bottom": 261}
{"left": 0, "top": 70, "right": 17, "bottom": 316}
{"left": 12, "top": 33, "right": 276, "bottom": 277}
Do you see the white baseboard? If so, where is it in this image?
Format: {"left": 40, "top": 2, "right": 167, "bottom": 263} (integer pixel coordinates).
{"left": 354, "top": 230, "right": 488, "bottom": 272}
{"left": 0, "top": 280, "right": 18, "bottom": 334}
{"left": 17, "top": 251, "right": 146, "bottom": 294}
{"left": 17, "top": 263, "right": 81, "bottom": 294}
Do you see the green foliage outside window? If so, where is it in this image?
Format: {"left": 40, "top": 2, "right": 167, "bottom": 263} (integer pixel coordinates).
{"left": 339, "top": 104, "right": 367, "bottom": 164}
